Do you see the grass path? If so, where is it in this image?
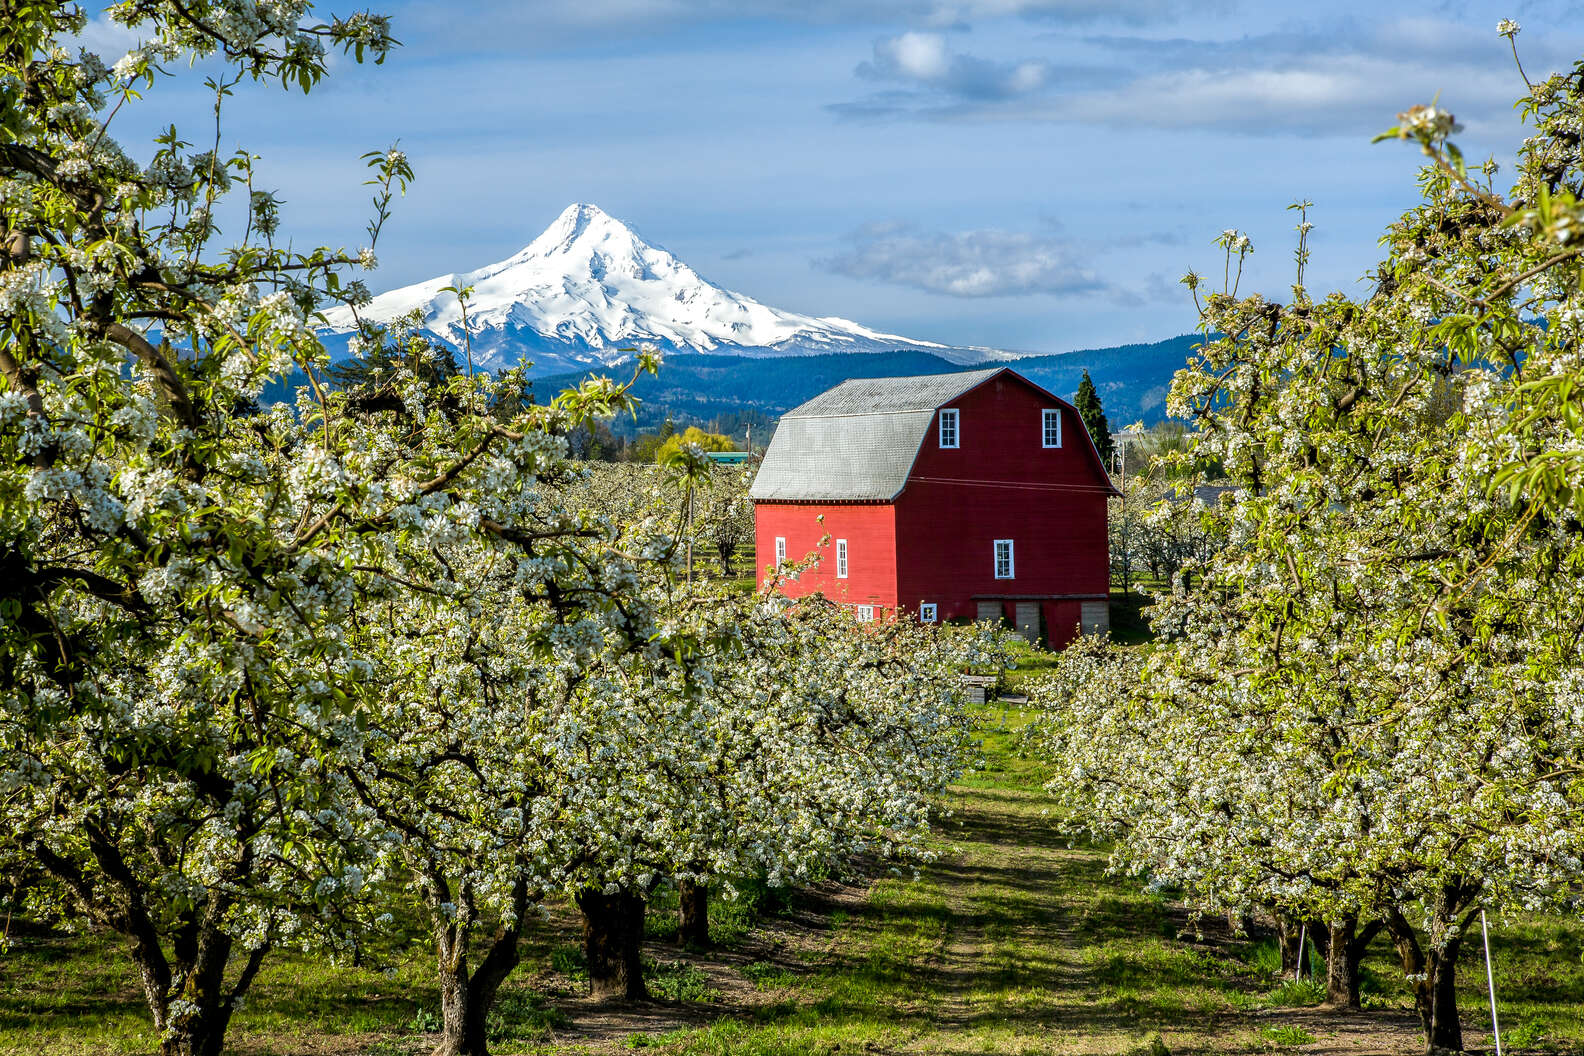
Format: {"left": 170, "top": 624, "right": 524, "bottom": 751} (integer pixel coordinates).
{"left": 639, "top": 717, "right": 1428, "bottom": 1056}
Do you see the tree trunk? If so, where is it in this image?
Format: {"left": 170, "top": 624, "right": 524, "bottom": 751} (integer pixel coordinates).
{"left": 1415, "top": 951, "right": 1463, "bottom": 1054}
{"left": 434, "top": 949, "right": 480, "bottom": 1056}
{"left": 137, "top": 896, "right": 261, "bottom": 1056}
{"left": 158, "top": 1023, "right": 227, "bottom": 1056}
{"left": 157, "top": 1001, "right": 234, "bottom": 1056}
{"left": 430, "top": 880, "right": 528, "bottom": 1056}
{"left": 1322, "top": 918, "right": 1380, "bottom": 1010}
{"left": 432, "top": 938, "right": 490, "bottom": 1056}
{"left": 1276, "top": 916, "right": 1303, "bottom": 976}
{"left": 1386, "top": 906, "right": 1465, "bottom": 1055}
{"left": 678, "top": 879, "right": 710, "bottom": 948}
{"left": 577, "top": 889, "right": 647, "bottom": 1000}
{"left": 48, "top": 831, "right": 271, "bottom": 1056}
{"left": 155, "top": 942, "right": 263, "bottom": 1056}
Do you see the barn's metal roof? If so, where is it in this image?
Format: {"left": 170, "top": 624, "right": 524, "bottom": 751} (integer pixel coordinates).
{"left": 780, "top": 368, "right": 1003, "bottom": 419}
{"left": 750, "top": 368, "right": 1004, "bottom": 502}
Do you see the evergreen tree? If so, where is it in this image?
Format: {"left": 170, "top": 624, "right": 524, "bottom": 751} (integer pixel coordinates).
{"left": 1073, "top": 370, "right": 1114, "bottom": 466}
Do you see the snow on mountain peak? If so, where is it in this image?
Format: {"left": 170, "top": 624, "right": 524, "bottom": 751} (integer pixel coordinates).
{"left": 321, "top": 204, "right": 1011, "bottom": 375}
{"left": 531, "top": 202, "right": 622, "bottom": 253}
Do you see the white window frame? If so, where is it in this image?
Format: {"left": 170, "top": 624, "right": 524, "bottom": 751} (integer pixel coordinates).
{"left": 856, "top": 604, "right": 875, "bottom": 623}
{"left": 919, "top": 602, "right": 938, "bottom": 623}
{"left": 994, "top": 539, "right": 1015, "bottom": 580}
{"left": 1042, "top": 408, "right": 1062, "bottom": 448}
{"left": 836, "top": 538, "right": 849, "bottom": 578}
{"left": 938, "top": 408, "right": 959, "bottom": 449}
{"left": 774, "top": 536, "right": 786, "bottom": 564}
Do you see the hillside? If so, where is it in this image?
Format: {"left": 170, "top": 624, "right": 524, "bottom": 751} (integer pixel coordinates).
{"left": 533, "top": 334, "right": 1202, "bottom": 435}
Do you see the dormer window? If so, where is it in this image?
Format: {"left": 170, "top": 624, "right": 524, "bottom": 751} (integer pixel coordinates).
{"left": 1042, "top": 408, "right": 1062, "bottom": 448}
{"left": 939, "top": 408, "right": 959, "bottom": 449}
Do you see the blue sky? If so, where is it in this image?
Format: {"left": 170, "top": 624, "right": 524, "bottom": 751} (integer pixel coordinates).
{"left": 90, "top": 0, "right": 1584, "bottom": 354}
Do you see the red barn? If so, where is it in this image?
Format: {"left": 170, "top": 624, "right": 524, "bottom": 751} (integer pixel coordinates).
{"left": 750, "top": 367, "right": 1118, "bottom": 648}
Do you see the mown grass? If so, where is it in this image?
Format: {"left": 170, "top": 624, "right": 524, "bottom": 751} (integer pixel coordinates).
{"left": 7, "top": 693, "right": 1584, "bottom": 1055}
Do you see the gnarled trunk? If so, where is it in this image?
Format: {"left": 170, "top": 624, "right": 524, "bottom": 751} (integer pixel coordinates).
{"left": 1321, "top": 918, "right": 1380, "bottom": 1010}
{"left": 1276, "top": 916, "right": 1305, "bottom": 977}
{"left": 577, "top": 888, "right": 647, "bottom": 1000}
{"left": 430, "top": 878, "right": 528, "bottom": 1056}
{"left": 1385, "top": 903, "right": 1468, "bottom": 1055}
{"left": 157, "top": 994, "right": 236, "bottom": 1056}
{"left": 63, "top": 836, "right": 265, "bottom": 1056}
{"left": 154, "top": 938, "right": 266, "bottom": 1056}
{"left": 677, "top": 879, "right": 710, "bottom": 948}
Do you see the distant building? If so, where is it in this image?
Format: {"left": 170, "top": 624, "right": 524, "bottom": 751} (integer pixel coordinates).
{"left": 704, "top": 450, "right": 752, "bottom": 465}
{"left": 749, "top": 367, "right": 1118, "bottom": 647}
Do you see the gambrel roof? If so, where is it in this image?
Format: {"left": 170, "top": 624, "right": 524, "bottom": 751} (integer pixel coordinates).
{"left": 752, "top": 367, "right": 1109, "bottom": 503}
{"left": 780, "top": 368, "right": 1003, "bottom": 418}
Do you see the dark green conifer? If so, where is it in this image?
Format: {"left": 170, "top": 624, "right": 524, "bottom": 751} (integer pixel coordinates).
{"left": 1073, "top": 370, "right": 1114, "bottom": 466}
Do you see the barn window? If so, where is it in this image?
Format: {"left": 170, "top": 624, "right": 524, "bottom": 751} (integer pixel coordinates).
{"left": 920, "top": 603, "right": 938, "bottom": 623}
{"left": 1042, "top": 408, "right": 1062, "bottom": 448}
{"left": 775, "top": 536, "right": 786, "bottom": 564}
{"left": 836, "top": 539, "right": 849, "bottom": 578}
{"left": 994, "top": 539, "right": 1015, "bottom": 579}
{"left": 939, "top": 408, "right": 959, "bottom": 448}
{"left": 856, "top": 604, "right": 874, "bottom": 622}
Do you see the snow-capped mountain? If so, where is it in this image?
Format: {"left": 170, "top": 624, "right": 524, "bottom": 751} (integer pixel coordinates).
{"left": 320, "top": 204, "right": 1014, "bottom": 375}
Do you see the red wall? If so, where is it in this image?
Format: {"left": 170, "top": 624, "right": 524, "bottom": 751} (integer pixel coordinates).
{"left": 893, "top": 374, "right": 1111, "bottom": 628}
{"left": 754, "top": 502, "right": 899, "bottom": 609}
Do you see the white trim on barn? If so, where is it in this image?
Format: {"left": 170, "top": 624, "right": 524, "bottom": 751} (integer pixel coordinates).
{"left": 994, "top": 539, "right": 1015, "bottom": 579}
{"left": 1042, "top": 408, "right": 1062, "bottom": 448}
{"left": 939, "top": 408, "right": 959, "bottom": 449}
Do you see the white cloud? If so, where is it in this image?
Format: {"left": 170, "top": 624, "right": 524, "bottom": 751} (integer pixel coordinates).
{"left": 835, "top": 15, "right": 1568, "bottom": 134}
{"left": 821, "top": 222, "right": 1106, "bottom": 297}
{"left": 884, "top": 32, "right": 952, "bottom": 80}
{"left": 1057, "top": 54, "right": 1524, "bottom": 135}
{"left": 67, "top": 16, "right": 142, "bottom": 60}
{"left": 856, "top": 32, "right": 1055, "bottom": 102}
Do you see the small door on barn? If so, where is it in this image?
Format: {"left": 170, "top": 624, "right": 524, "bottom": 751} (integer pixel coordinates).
{"left": 975, "top": 601, "right": 1004, "bottom": 626}
{"left": 1014, "top": 601, "right": 1041, "bottom": 644}
{"left": 1080, "top": 600, "right": 1110, "bottom": 637}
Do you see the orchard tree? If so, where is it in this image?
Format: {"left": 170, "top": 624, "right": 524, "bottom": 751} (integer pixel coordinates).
{"left": 546, "top": 581, "right": 991, "bottom": 997}
{"left": 559, "top": 459, "right": 753, "bottom": 580}
{"left": 1034, "top": 26, "right": 1584, "bottom": 1054}
{"left": 0, "top": 4, "right": 407, "bottom": 1053}
{"left": 694, "top": 464, "right": 753, "bottom": 575}
{"left": 0, "top": 3, "right": 652, "bottom": 1054}
{"left": 326, "top": 360, "right": 667, "bottom": 1056}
